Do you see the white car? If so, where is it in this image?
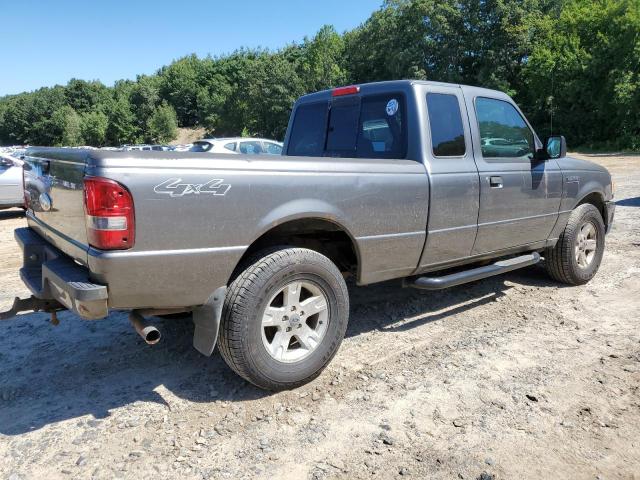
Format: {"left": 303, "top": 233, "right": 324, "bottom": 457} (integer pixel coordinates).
{"left": 189, "top": 138, "right": 283, "bottom": 155}
{"left": 0, "top": 154, "right": 25, "bottom": 209}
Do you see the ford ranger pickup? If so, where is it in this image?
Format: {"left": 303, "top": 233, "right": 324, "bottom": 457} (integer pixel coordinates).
{"left": 1, "top": 80, "right": 615, "bottom": 390}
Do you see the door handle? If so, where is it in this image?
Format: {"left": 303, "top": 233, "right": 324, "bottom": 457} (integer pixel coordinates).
{"left": 489, "top": 176, "right": 503, "bottom": 188}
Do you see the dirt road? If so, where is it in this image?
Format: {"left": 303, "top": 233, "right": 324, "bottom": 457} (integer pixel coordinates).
{"left": 1, "top": 154, "right": 638, "bottom": 480}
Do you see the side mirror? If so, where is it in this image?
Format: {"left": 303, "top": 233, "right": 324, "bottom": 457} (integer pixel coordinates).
{"left": 543, "top": 135, "right": 567, "bottom": 159}
{"left": 22, "top": 162, "right": 32, "bottom": 171}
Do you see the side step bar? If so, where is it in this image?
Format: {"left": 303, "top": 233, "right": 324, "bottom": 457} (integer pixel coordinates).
{"left": 405, "top": 253, "right": 540, "bottom": 291}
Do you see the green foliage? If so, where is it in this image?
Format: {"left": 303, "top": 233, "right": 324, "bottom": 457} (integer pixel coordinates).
{"left": 0, "top": 0, "right": 637, "bottom": 150}
{"left": 522, "top": 0, "right": 640, "bottom": 149}
{"left": 146, "top": 103, "right": 178, "bottom": 143}
{"left": 106, "top": 95, "right": 139, "bottom": 145}
{"left": 56, "top": 106, "right": 83, "bottom": 146}
{"left": 81, "top": 110, "right": 109, "bottom": 146}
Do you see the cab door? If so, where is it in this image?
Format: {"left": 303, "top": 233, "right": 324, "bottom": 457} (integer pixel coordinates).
{"left": 417, "top": 85, "right": 480, "bottom": 269}
{"left": 464, "top": 94, "right": 562, "bottom": 254}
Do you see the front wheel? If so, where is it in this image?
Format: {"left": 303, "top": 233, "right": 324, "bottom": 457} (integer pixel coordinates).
{"left": 218, "top": 247, "right": 349, "bottom": 390}
{"left": 545, "top": 203, "right": 606, "bottom": 285}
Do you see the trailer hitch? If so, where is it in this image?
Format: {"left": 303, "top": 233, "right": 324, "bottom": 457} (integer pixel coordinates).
{"left": 0, "top": 296, "right": 64, "bottom": 322}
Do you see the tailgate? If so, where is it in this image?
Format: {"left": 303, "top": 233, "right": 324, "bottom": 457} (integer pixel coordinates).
{"left": 25, "top": 147, "right": 90, "bottom": 264}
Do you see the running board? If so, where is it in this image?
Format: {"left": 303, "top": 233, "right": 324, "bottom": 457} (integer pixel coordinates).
{"left": 405, "top": 253, "right": 540, "bottom": 291}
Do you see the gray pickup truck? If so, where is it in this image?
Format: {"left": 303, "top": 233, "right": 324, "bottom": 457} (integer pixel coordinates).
{"left": 2, "top": 80, "right": 615, "bottom": 390}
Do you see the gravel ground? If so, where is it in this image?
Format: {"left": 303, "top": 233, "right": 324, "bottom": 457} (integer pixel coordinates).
{"left": 0, "top": 154, "right": 638, "bottom": 480}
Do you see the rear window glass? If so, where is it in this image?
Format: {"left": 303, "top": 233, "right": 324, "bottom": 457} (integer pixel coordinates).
{"left": 287, "top": 102, "right": 327, "bottom": 156}
{"left": 326, "top": 97, "right": 361, "bottom": 154}
{"left": 190, "top": 141, "right": 213, "bottom": 152}
{"left": 288, "top": 93, "right": 407, "bottom": 159}
{"left": 426, "top": 93, "right": 466, "bottom": 157}
{"left": 356, "top": 94, "right": 406, "bottom": 159}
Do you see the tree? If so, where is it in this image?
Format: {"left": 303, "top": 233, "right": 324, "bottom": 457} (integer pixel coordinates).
{"left": 106, "top": 96, "right": 139, "bottom": 146}
{"left": 51, "top": 105, "right": 84, "bottom": 147}
{"left": 81, "top": 110, "right": 109, "bottom": 146}
{"left": 522, "top": 0, "right": 640, "bottom": 148}
{"left": 158, "top": 54, "right": 206, "bottom": 126}
{"left": 299, "top": 25, "right": 348, "bottom": 92}
{"left": 65, "top": 79, "right": 111, "bottom": 113}
{"left": 147, "top": 103, "right": 178, "bottom": 143}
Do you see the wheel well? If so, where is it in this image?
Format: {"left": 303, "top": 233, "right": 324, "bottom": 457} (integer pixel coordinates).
{"left": 237, "top": 218, "right": 359, "bottom": 277}
{"left": 577, "top": 192, "right": 606, "bottom": 225}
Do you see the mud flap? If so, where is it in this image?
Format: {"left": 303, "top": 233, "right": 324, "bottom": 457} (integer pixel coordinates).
{"left": 192, "top": 286, "right": 227, "bottom": 357}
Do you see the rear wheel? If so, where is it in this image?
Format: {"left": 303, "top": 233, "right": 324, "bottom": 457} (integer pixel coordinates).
{"left": 218, "top": 247, "right": 349, "bottom": 390}
{"left": 545, "top": 204, "right": 605, "bottom": 285}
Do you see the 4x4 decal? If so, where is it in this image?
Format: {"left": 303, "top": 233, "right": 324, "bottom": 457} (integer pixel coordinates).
{"left": 153, "top": 178, "right": 231, "bottom": 197}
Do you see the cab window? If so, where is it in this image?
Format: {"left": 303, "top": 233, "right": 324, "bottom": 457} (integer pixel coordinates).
{"left": 426, "top": 93, "right": 466, "bottom": 157}
{"left": 475, "top": 97, "right": 534, "bottom": 160}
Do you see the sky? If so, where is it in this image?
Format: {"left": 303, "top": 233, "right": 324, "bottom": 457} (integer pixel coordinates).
{"left": 0, "top": 0, "right": 382, "bottom": 96}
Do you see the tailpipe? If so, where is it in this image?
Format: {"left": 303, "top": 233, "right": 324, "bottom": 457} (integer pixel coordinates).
{"left": 129, "top": 311, "right": 161, "bottom": 345}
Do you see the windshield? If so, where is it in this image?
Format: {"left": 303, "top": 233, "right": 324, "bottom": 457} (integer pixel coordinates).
{"left": 190, "top": 141, "right": 214, "bottom": 152}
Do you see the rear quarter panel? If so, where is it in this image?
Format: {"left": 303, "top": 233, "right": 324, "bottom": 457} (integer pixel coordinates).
{"left": 87, "top": 152, "right": 429, "bottom": 308}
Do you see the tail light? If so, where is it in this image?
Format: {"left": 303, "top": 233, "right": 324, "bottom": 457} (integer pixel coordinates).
{"left": 83, "top": 177, "right": 135, "bottom": 250}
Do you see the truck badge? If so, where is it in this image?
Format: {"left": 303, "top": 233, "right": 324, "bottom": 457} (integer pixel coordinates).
{"left": 153, "top": 178, "right": 231, "bottom": 197}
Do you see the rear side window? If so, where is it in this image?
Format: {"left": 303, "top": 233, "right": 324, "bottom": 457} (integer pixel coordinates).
{"left": 224, "top": 142, "right": 236, "bottom": 152}
{"left": 426, "top": 93, "right": 466, "bottom": 157}
{"left": 264, "top": 142, "right": 283, "bottom": 155}
{"left": 287, "top": 102, "right": 327, "bottom": 156}
{"left": 239, "top": 141, "right": 264, "bottom": 154}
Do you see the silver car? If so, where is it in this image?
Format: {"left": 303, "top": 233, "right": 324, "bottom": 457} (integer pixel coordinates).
{"left": 189, "top": 137, "right": 283, "bottom": 155}
{"left": 0, "top": 154, "right": 25, "bottom": 209}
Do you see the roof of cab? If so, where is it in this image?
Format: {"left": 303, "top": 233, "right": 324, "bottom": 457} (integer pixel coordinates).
{"left": 296, "top": 79, "right": 511, "bottom": 104}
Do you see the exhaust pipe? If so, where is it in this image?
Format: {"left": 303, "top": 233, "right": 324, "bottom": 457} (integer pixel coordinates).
{"left": 129, "top": 311, "right": 161, "bottom": 345}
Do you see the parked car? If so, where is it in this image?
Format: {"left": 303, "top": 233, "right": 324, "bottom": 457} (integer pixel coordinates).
{"left": 3, "top": 80, "right": 615, "bottom": 391}
{"left": 121, "top": 144, "right": 169, "bottom": 151}
{"left": 190, "top": 138, "right": 283, "bottom": 155}
{"left": 0, "top": 154, "right": 26, "bottom": 209}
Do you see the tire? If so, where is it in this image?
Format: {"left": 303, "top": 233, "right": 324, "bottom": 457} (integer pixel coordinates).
{"left": 218, "top": 247, "right": 350, "bottom": 391}
{"left": 545, "top": 203, "right": 606, "bottom": 285}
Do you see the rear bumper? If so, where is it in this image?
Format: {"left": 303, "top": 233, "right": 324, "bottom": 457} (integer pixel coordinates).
{"left": 15, "top": 227, "right": 108, "bottom": 319}
{"left": 605, "top": 200, "right": 615, "bottom": 233}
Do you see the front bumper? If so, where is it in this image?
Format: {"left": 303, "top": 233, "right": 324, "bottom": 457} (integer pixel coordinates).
{"left": 15, "top": 227, "right": 108, "bottom": 319}
{"left": 605, "top": 200, "right": 615, "bottom": 233}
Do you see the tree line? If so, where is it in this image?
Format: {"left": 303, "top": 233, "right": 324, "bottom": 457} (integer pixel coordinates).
{"left": 0, "top": 0, "right": 638, "bottom": 150}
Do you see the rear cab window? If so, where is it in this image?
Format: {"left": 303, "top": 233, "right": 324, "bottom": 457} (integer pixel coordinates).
{"left": 287, "top": 92, "right": 407, "bottom": 159}
{"left": 426, "top": 93, "right": 466, "bottom": 157}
